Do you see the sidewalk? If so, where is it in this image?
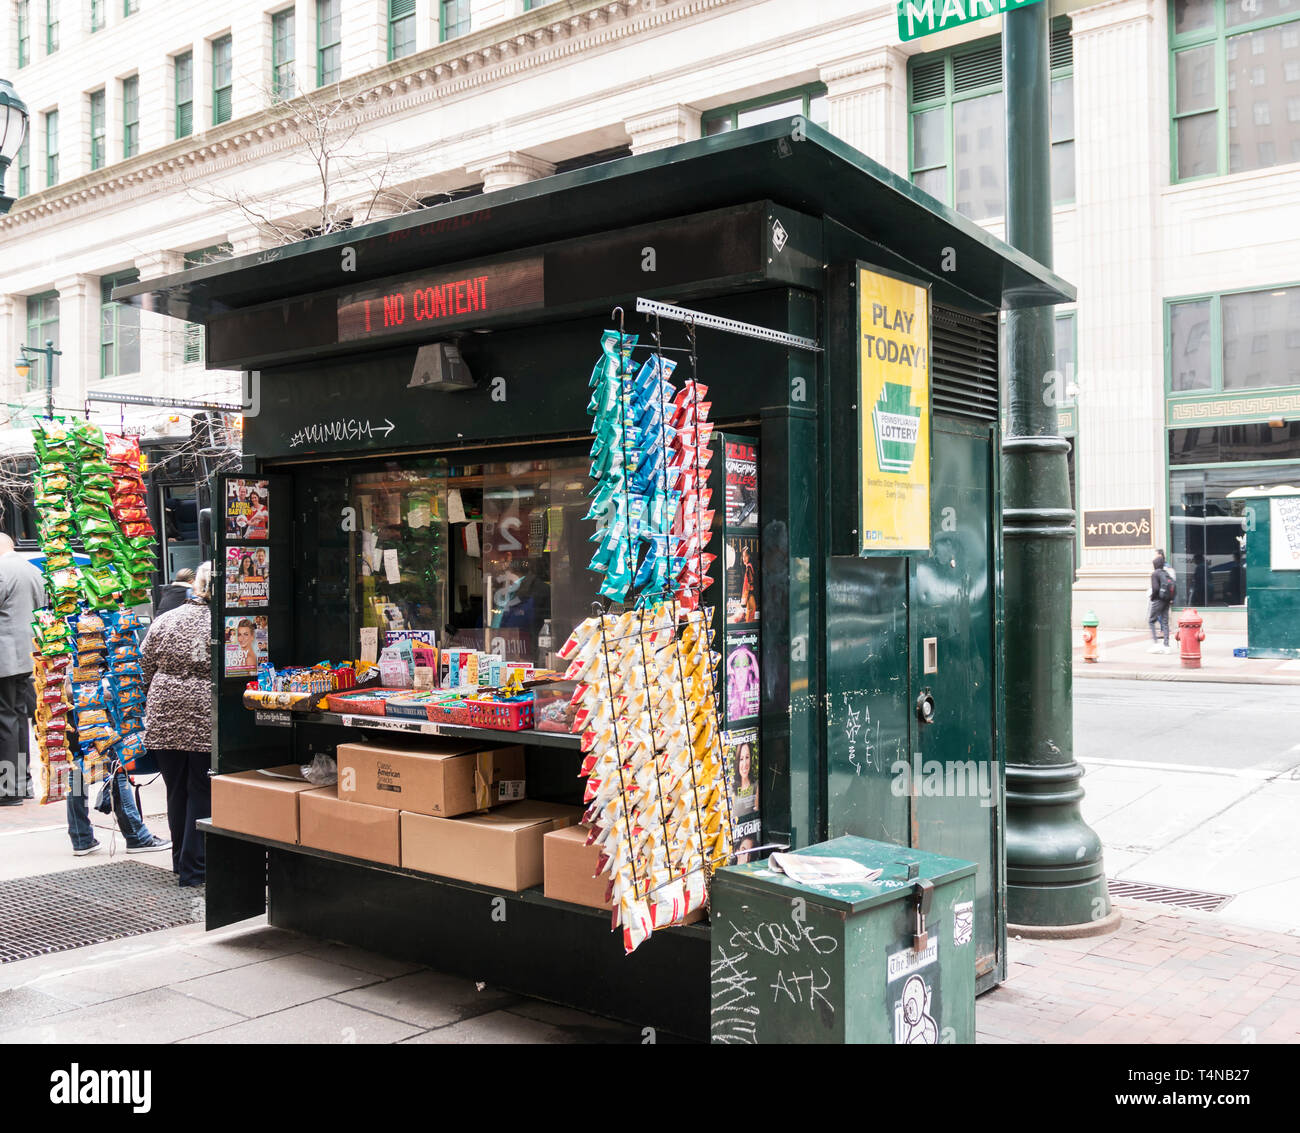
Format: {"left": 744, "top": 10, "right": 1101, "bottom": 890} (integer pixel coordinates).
{"left": 1073, "top": 630, "right": 1300, "bottom": 684}
{"left": 2, "top": 899, "right": 1297, "bottom": 1043}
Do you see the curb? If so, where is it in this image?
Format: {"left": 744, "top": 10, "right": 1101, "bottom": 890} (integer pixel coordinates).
{"left": 1074, "top": 667, "right": 1300, "bottom": 686}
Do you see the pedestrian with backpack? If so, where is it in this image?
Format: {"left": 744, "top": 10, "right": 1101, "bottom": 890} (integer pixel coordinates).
{"left": 1147, "top": 552, "right": 1175, "bottom": 653}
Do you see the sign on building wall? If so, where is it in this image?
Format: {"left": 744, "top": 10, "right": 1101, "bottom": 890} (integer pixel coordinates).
{"left": 1081, "top": 508, "right": 1154, "bottom": 549}
{"left": 897, "top": 0, "right": 1046, "bottom": 42}
{"left": 1271, "top": 497, "right": 1300, "bottom": 571}
{"left": 858, "top": 265, "right": 931, "bottom": 555}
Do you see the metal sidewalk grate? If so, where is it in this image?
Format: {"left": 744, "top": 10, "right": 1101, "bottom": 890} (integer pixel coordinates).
{"left": 0, "top": 862, "right": 203, "bottom": 964}
{"left": 1108, "top": 879, "right": 1233, "bottom": 913}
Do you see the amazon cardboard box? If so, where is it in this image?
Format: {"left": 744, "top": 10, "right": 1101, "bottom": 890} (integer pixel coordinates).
{"left": 401, "top": 801, "right": 581, "bottom": 891}
{"left": 336, "top": 740, "right": 526, "bottom": 817}
{"left": 210, "top": 765, "right": 319, "bottom": 844}
{"left": 543, "top": 824, "right": 613, "bottom": 910}
{"left": 299, "top": 785, "right": 401, "bottom": 867}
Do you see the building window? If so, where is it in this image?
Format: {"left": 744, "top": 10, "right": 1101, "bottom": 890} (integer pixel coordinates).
{"left": 122, "top": 75, "right": 139, "bottom": 159}
{"left": 272, "top": 7, "right": 295, "bottom": 101}
{"left": 701, "top": 84, "right": 829, "bottom": 135}
{"left": 100, "top": 271, "right": 141, "bottom": 378}
{"left": 1170, "top": 0, "right": 1300, "bottom": 181}
{"left": 181, "top": 243, "right": 233, "bottom": 364}
{"left": 317, "top": 0, "right": 341, "bottom": 86}
{"left": 90, "top": 0, "right": 103, "bottom": 32}
{"left": 212, "top": 34, "right": 233, "bottom": 125}
{"left": 522, "top": 0, "right": 557, "bottom": 8}
{"left": 1168, "top": 285, "right": 1300, "bottom": 395}
{"left": 17, "top": 133, "right": 28, "bottom": 196}
{"left": 45, "top": 0, "right": 57, "bottom": 54}
{"left": 389, "top": 0, "right": 415, "bottom": 60}
{"left": 17, "top": 1, "right": 29, "bottom": 68}
{"left": 44, "top": 108, "right": 57, "bottom": 186}
{"left": 25, "top": 292, "right": 59, "bottom": 391}
{"left": 89, "top": 89, "right": 105, "bottom": 170}
{"left": 124, "top": 0, "right": 137, "bottom": 13}
{"left": 175, "top": 51, "right": 193, "bottom": 139}
{"left": 908, "top": 19, "right": 1075, "bottom": 219}
{"left": 441, "top": 0, "right": 470, "bottom": 42}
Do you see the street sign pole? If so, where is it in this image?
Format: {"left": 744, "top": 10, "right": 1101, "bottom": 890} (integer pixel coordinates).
{"left": 1000, "top": 2, "right": 1113, "bottom": 930}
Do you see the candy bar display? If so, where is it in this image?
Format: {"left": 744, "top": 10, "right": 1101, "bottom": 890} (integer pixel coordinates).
{"left": 561, "top": 605, "right": 732, "bottom": 953}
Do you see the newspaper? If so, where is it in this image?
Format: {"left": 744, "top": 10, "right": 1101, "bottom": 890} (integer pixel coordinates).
{"left": 769, "top": 853, "right": 883, "bottom": 887}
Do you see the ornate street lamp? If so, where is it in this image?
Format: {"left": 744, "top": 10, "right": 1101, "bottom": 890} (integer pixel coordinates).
{"left": 0, "top": 77, "right": 30, "bottom": 215}
{"left": 14, "top": 339, "right": 61, "bottom": 419}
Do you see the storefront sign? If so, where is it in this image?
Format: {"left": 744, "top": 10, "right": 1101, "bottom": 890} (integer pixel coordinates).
{"left": 1082, "top": 508, "right": 1153, "bottom": 549}
{"left": 897, "top": 0, "right": 1044, "bottom": 42}
{"left": 857, "top": 265, "right": 931, "bottom": 555}
{"left": 1270, "top": 497, "right": 1300, "bottom": 571}
{"left": 337, "top": 255, "right": 545, "bottom": 343}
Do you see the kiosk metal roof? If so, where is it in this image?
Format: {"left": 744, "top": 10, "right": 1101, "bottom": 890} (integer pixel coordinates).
{"left": 118, "top": 119, "right": 1074, "bottom": 321}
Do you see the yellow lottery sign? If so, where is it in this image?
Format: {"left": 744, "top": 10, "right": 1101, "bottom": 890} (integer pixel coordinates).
{"left": 858, "top": 266, "right": 931, "bottom": 554}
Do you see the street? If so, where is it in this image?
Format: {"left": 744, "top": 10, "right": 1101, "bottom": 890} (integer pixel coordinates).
{"left": 1075, "top": 680, "right": 1300, "bottom": 774}
{"left": 1073, "top": 680, "right": 1300, "bottom": 933}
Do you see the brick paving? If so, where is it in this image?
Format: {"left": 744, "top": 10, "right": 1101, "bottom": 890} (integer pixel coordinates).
{"left": 978, "top": 899, "right": 1300, "bottom": 1043}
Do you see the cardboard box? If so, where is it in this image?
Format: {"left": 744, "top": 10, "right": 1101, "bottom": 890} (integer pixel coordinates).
{"left": 543, "top": 824, "right": 613, "bottom": 909}
{"left": 299, "top": 785, "right": 401, "bottom": 867}
{"left": 210, "top": 765, "right": 319, "bottom": 844}
{"left": 402, "top": 801, "right": 581, "bottom": 891}
{"left": 337, "top": 740, "right": 526, "bottom": 817}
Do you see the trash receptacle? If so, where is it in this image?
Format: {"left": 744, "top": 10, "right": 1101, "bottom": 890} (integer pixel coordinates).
{"left": 710, "top": 835, "right": 976, "bottom": 1044}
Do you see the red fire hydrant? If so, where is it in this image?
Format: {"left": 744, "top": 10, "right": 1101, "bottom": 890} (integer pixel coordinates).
{"left": 1176, "top": 608, "right": 1205, "bottom": 669}
{"left": 1082, "top": 611, "right": 1100, "bottom": 663}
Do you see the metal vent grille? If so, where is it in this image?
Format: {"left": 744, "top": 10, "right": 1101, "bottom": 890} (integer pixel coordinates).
{"left": 910, "top": 57, "right": 947, "bottom": 104}
{"left": 953, "top": 42, "right": 1001, "bottom": 92}
{"left": 0, "top": 862, "right": 203, "bottom": 964}
{"left": 931, "top": 307, "right": 999, "bottom": 422}
{"left": 1108, "top": 879, "right": 1233, "bottom": 913}
{"left": 1051, "top": 22, "right": 1073, "bottom": 70}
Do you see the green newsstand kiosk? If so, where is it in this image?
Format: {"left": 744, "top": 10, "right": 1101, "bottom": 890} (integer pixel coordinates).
{"left": 121, "top": 121, "right": 1073, "bottom": 1040}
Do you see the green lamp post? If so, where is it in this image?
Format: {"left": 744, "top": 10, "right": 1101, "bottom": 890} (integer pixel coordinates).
{"left": 0, "top": 78, "right": 29, "bottom": 215}
{"left": 15, "top": 340, "right": 62, "bottom": 421}
{"left": 1001, "top": 4, "right": 1114, "bottom": 931}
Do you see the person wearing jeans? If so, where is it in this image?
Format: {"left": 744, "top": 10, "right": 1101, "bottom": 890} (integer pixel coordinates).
{"left": 142, "top": 562, "right": 214, "bottom": 888}
{"left": 66, "top": 762, "right": 166, "bottom": 855}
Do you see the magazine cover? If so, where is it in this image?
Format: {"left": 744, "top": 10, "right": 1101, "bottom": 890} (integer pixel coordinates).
{"left": 224, "top": 546, "right": 269, "bottom": 607}
{"left": 225, "top": 478, "right": 270, "bottom": 541}
{"left": 224, "top": 614, "right": 269, "bottom": 675}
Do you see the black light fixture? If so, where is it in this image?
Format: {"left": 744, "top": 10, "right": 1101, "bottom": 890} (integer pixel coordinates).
{"left": 408, "top": 341, "right": 475, "bottom": 392}
{"left": 0, "top": 78, "right": 30, "bottom": 216}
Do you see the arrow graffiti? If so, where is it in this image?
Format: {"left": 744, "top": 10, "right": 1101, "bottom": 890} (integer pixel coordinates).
{"left": 287, "top": 417, "right": 396, "bottom": 449}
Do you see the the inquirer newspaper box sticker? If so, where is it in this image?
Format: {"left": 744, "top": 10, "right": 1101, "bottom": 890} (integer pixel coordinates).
{"left": 857, "top": 265, "right": 931, "bottom": 554}
{"left": 887, "top": 939, "right": 938, "bottom": 982}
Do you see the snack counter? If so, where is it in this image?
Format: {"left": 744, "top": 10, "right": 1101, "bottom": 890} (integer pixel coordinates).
{"left": 122, "top": 121, "right": 1073, "bottom": 1039}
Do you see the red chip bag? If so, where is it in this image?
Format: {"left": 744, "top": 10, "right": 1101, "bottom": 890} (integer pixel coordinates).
{"left": 121, "top": 521, "right": 155, "bottom": 538}
{"left": 105, "top": 434, "right": 143, "bottom": 465}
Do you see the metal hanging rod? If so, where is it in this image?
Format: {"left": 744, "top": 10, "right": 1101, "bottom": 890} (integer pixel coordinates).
{"left": 85, "top": 391, "right": 245, "bottom": 413}
{"left": 635, "top": 297, "right": 822, "bottom": 353}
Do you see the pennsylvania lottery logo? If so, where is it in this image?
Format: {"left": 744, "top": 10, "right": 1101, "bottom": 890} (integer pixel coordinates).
{"left": 872, "top": 382, "right": 922, "bottom": 474}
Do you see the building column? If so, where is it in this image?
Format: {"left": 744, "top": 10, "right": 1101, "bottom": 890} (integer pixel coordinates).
{"left": 1070, "top": 0, "right": 1166, "bottom": 629}
{"left": 625, "top": 105, "right": 702, "bottom": 156}
{"left": 134, "top": 251, "right": 185, "bottom": 399}
{"left": 467, "top": 152, "right": 555, "bottom": 193}
{"left": 52, "top": 274, "right": 98, "bottom": 416}
{"left": 819, "top": 46, "right": 908, "bottom": 174}
{"left": 228, "top": 223, "right": 281, "bottom": 257}
{"left": 0, "top": 295, "right": 20, "bottom": 409}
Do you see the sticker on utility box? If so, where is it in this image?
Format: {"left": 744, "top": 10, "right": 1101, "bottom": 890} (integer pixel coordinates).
{"left": 887, "top": 939, "right": 938, "bottom": 982}
{"left": 953, "top": 901, "right": 974, "bottom": 947}
{"left": 497, "top": 779, "right": 526, "bottom": 802}
{"left": 894, "top": 974, "right": 939, "bottom": 1045}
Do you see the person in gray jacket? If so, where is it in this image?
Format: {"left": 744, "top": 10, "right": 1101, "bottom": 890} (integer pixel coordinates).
{"left": 0, "top": 534, "right": 46, "bottom": 804}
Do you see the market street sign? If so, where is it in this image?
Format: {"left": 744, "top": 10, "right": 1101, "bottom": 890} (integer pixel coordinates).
{"left": 897, "top": 0, "right": 1046, "bottom": 42}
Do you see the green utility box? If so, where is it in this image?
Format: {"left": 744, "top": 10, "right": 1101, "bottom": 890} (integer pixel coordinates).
{"left": 1244, "top": 491, "right": 1300, "bottom": 659}
{"left": 710, "top": 835, "right": 976, "bottom": 1044}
